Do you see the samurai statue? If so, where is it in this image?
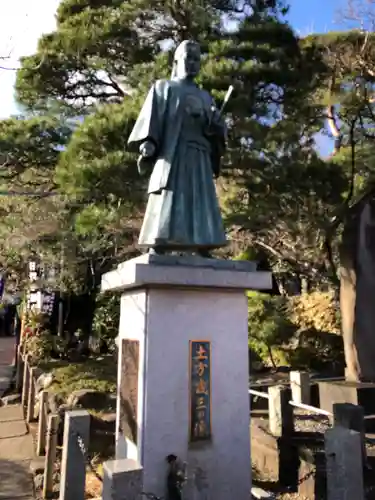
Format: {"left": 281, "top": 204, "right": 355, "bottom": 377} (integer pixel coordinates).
{"left": 128, "top": 40, "right": 228, "bottom": 257}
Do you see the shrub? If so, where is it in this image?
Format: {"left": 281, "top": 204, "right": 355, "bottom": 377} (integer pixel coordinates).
{"left": 248, "top": 290, "right": 344, "bottom": 372}
{"left": 22, "top": 310, "right": 50, "bottom": 342}
{"left": 287, "top": 291, "right": 340, "bottom": 335}
{"left": 287, "top": 328, "right": 344, "bottom": 372}
{"left": 25, "top": 310, "right": 48, "bottom": 332}
{"left": 25, "top": 332, "right": 67, "bottom": 365}
{"left": 92, "top": 293, "right": 120, "bottom": 349}
{"left": 286, "top": 291, "right": 344, "bottom": 372}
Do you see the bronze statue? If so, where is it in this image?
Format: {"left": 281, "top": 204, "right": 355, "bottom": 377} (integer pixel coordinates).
{"left": 128, "top": 40, "right": 228, "bottom": 256}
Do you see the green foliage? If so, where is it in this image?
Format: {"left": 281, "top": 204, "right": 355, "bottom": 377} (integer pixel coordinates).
{"left": 15, "top": 0, "right": 239, "bottom": 110}
{"left": 288, "top": 329, "right": 344, "bottom": 372}
{"left": 55, "top": 102, "right": 144, "bottom": 269}
{"left": 248, "top": 291, "right": 295, "bottom": 367}
{"left": 249, "top": 291, "right": 344, "bottom": 371}
{"left": 286, "top": 291, "right": 344, "bottom": 371}
{"left": 25, "top": 332, "right": 67, "bottom": 365}
{"left": 92, "top": 293, "right": 120, "bottom": 343}
{"left": 5, "top": 0, "right": 375, "bottom": 336}
{"left": 55, "top": 103, "right": 139, "bottom": 202}
{"left": 24, "top": 311, "right": 48, "bottom": 332}
{"left": 9, "top": 0, "right": 324, "bottom": 296}
{"left": 38, "top": 356, "right": 117, "bottom": 399}
{"left": 0, "top": 116, "right": 70, "bottom": 182}
{"left": 0, "top": 115, "right": 72, "bottom": 286}
{"left": 42, "top": 105, "right": 145, "bottom": 292}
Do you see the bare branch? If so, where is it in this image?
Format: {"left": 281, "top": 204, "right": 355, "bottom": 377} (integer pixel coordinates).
{"left": 0, "top": 53, "right": 46, "bottom": 72}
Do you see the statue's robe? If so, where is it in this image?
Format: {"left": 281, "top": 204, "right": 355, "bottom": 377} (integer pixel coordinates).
{"left": 128, "top": 78, "right": 227, "bottom": 250}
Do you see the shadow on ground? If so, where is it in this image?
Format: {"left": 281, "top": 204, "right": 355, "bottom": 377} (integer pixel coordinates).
{"left": 0, "top": 457, "right": 34, "bottom": 499}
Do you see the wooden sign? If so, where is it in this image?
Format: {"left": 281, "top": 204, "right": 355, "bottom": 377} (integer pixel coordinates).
{"left": 119, "top": 339, "right": 139, "bottom": 444}
{"left": 189, "top": 340, "right": 212, "bottom": 442}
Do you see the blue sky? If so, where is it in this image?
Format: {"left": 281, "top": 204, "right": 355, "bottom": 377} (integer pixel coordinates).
{"left": 287, "top": 0, "right": 348, "bottom": 156}
{"left": 0, "top": 0, "right": 352, "bottom": 155}
{"left": 287, "top": 0, "right": 347, "bottom": 34}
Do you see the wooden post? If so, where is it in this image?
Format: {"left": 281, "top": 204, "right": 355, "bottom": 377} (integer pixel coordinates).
{"left": 43, "top": 414, "right": 59, "bottom": 499}
{"left": 37, "top": 391, "right": 49, "bottom": 456}
{"left": 27, "top": 367, "right": 36, "bottom": 423}
{"left": 21, "top": 355, "right": 30, "bottom": 408}
{"left": 20, "top": 312, "right": 27, "bottom": 347}
{"left": 15, "top": 346, "right": 24, "bottom": 391}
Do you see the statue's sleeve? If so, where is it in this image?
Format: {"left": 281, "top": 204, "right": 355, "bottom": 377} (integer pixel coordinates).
{"left": 127, "top": 81, "right": 166, "bottom": 153}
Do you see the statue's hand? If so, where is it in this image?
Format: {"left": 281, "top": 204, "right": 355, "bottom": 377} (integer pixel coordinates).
{"left": 137, "top": 155, "right": 150, "bottom": 176}
{"left": 139, "top": 140, "right": 156, "bottom": 158}
{"left": 137, "top": 140, "right": 156, "bottom": 175}
{"left": 206, "top": 107, "right": 225, "bottom": 136}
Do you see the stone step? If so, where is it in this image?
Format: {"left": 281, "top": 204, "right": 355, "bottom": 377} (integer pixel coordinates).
{"left": 0, "top": 433, "right": 34, "bottom": 461}
{"left": 0, "top": 404, "right": 24, "bottom": 422}
{"left": 0, "top": 420, "right": 27, "bottom": 439}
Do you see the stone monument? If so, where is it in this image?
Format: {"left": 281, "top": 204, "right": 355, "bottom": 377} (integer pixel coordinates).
{"left": 319, "top": 193, "right": 375, "bottom": 428}
{"left": 101, "top": 40, "right": 272, "bottom": 499}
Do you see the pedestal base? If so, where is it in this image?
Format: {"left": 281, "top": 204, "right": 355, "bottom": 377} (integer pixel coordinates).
{"left": 102, "top": 255, "right": 272, "bottom": 499}
{"left": 319, "top": 381, "right": 375, "bottom": 431}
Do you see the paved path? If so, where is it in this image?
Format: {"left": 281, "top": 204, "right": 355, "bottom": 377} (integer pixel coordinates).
{"left": 0, "top": 337, "right": 16, "bottom": 398}
{"left": 0, "top": 337, "right": 34, "bottom": 499}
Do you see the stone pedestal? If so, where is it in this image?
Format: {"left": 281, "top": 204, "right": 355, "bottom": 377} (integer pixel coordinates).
{"left": 102, "top": 459, "right": 143, "bottom": 500}
{"left": 319, "top": 380, "right": 375, "bottom": 431}
{"left": 101, "top": 254, "right": 271, "bottom": 499}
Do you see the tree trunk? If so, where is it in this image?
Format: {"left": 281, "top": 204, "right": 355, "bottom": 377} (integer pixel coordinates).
{"left": 267, "top": 345, "right": 277, "bottom": 370}
{"left": 340, "top": 198, "right": 375, "bottom": 382}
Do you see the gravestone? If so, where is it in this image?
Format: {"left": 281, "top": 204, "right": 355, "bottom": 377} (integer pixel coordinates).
{"left": 101, "top": 253, "right": 271, "bottom": 499}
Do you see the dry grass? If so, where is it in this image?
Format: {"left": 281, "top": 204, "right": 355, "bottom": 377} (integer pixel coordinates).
{"left": 85, "top": 469, "right": 103, "bottom": 499}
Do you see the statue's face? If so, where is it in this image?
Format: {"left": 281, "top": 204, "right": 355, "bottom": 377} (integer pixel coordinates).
{"left": 176, "top": 44, "right": 201, "bottom": 79}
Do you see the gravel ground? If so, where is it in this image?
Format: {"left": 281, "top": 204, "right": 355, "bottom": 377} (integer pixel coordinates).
{"left": 253, "top": 409, "right": 375, "bottom": 500}
{"left": 293, "top": 408, "right": 331, "bottom": 433}
{"left": 253, "top": 406, "right": 331, "bottom": 433}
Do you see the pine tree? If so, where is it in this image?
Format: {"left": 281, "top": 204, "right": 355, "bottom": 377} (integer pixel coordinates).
{"left": 6, "top": 0, "right": 343, "bottom": 293}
